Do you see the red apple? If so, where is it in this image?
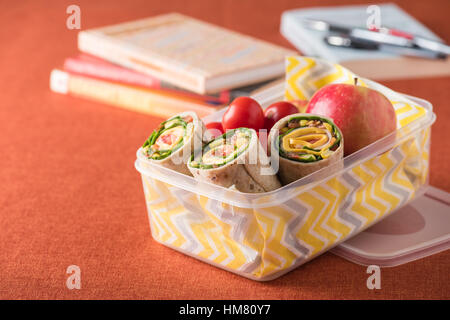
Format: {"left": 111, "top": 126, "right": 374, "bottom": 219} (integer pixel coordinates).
{"left": 306, "top": 81, "right": 396, "bottom": 155}
{"left": 289, "top": 99, "right": 309, "bottom": 113}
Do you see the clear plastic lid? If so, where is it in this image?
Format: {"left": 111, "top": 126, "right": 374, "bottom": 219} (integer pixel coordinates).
{"left": 332, "top": 186, "right": 450, "bottom": 267}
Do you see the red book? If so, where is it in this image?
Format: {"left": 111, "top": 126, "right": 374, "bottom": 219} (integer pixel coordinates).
{"left": 64, "top": 53, "right": 161, "bottom": 89}
{"left": 63, "top": 54, "right": 229, "bottom": 105}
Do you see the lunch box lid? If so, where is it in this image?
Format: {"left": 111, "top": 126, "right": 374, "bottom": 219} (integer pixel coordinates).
{"left": 331, "top": 186, "right": 450, "bottom": 267}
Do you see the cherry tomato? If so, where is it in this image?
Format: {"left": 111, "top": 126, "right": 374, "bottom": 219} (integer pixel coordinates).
{"left": 222, "top": 97, "right": 264, "bottom": 131}
{"left": 205, "top": 122, "right": 224, "bottom": 139}
{"left": 263, "top": 101, "right": 299, "bottom": 131}
{"left": 289, "top": 99, "right": 309, "bottom": 113}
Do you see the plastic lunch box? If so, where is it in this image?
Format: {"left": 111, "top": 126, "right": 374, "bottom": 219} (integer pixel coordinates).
{"left": 135, "top": 70, "right": 436, "bottom": 281}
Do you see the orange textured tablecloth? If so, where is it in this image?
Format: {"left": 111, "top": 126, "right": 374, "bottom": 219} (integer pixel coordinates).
{"left": 0, "top": 0, "right": 449, "bottom": 299}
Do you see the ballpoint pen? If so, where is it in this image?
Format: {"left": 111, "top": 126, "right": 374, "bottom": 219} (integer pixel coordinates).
{"left": 302, "top": 18, "right": 450, "bottom": 56}
{"left": 324, "top": 34, "right": 447, "bottom": 60}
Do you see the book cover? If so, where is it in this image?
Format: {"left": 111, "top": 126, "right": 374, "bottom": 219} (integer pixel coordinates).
{"left": 78, "top": 13, "right": 296, "bottom": 94}
{"left": 64, "top": 54, "right": 231, "bottom": 105}
{"left": 64, "top": 54, "right": 161, "bottom": 89}
{"left": 50, "top": 69, "right": 220, "bottom": 118}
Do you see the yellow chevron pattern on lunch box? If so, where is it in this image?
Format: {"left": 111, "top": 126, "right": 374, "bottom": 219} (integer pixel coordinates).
{"left": 285, "top": 56, "right": 427, "bottom": 129}
{"left": 137, "top": 57, "right": 432, "bottom": 281}
{"left": 141, "top": 128, "right": 429, "bottom": 280}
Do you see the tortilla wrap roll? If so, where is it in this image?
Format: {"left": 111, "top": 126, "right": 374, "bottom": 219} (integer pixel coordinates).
{"left": 141, "top": 111, "right": 205, "bottom": 176}
{"left": 268, "top": 113, "right": 344, "bottom": 185}
{"left": 188, "top": 128, "right": 281, "bottom": 193}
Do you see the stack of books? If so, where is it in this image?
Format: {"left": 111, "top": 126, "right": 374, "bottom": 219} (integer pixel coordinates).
{"left": 50, "top": 13, "right": 295, "bottom": 118}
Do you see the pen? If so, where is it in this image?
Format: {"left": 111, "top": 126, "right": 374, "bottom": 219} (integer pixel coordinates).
{"left": 302, "top": 19, "right": 450, "bottom": 56}
{"left": 324, "top": 34, "right": 447, "bottom": 60}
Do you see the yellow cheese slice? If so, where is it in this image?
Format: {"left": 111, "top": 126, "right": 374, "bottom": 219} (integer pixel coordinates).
{"left": 281, "top": 124, "right": 335, "bottom": 159}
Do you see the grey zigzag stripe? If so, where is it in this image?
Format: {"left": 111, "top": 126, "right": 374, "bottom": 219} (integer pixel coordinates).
{"left": 384, "top": 147, "right": 412, "bottom": 206}
{"left": 206, "top": 199, "right": 262, "bottom": 271}
{"left": 206, "top": 199, "right": 251, "bottom": 242}
{"left": 293, "top": 63, "right": 330, "bottom": 97}
{"left": 281, "top": 199, "right": 311, "bottom": 263}
{"left": 339, "top": 172, "right": 363, "bottom": 235}
{"left": 308, "top": 61, "right": 340, "bottom": 88}
{"left": 169, "top": 188, "right": 206, "bottom": 253}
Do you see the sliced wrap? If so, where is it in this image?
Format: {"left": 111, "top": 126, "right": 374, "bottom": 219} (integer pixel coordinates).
{"left": 268, "top": 113, "right": 344, "bottom": 185}
{"left": 142, "top": 111, "right": 205, "bottom": 176}
{"left": 188, "top": 128, "right": 281, "bottom": 193}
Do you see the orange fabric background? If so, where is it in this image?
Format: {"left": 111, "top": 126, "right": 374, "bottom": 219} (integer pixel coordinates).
{"left": 0, "top": 0, "right": 449, "bottom": 299}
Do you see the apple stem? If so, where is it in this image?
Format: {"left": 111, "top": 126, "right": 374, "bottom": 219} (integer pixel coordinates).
{"left": 354, "top": 77, "right": 359, "bottom": 86}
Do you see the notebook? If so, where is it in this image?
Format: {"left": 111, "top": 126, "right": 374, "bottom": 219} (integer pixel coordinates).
{"left": 78, "top": 13, "right": 296, "bottom": 94}
{"left": 280, "top": 3, "right": 450, "bottom": 80}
